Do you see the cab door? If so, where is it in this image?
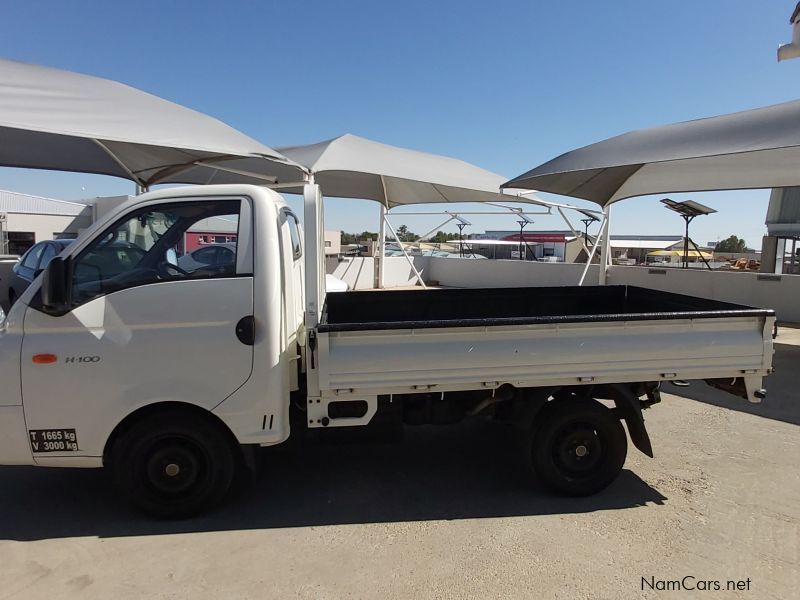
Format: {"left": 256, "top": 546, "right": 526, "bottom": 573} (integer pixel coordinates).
{"left": 20, "top": 196, "right": 255, "bottom": 462}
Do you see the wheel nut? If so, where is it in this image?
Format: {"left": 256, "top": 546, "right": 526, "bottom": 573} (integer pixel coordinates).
{"left": 165, "top": 463, "right": 181, "bottom": 477}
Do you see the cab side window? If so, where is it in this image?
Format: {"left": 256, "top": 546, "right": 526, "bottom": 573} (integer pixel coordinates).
{"left": 286, "top": 212, "right": 302, "bottom": 260}
{"left": 71, "top": 199, "right": 241, "bottom": 306}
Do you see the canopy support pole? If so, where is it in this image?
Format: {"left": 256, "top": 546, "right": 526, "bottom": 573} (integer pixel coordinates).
{"left": 382, "top": 215, "right": 427, "bottom": 289}
{"left": 599, "top": 205, "right": 611, "bottom": 284}
{"left": 557, "top": 207, "right": 590, "bottom": 255}
{"left": 579, "top": 211, "right": 607, "bottom": 286}
{"left": 417, "top": 216, "right": 458, "bottom": 242}
{"left": 303, "top": 177, "right": 324, "bottom": 330}
{"left": 190, "top": 161, "right": 279, "bottom": 183}
{"left": 376, "top": 204, "right": 387, "bottom": 289}
{"left": 92, "top": 139, "right": 148, "bottom": 189}
{"left": 592, "top": 205, "right": 611, "bottom": 285}
{"left": 374, "top": 176, "right": 393, "bottom": 290}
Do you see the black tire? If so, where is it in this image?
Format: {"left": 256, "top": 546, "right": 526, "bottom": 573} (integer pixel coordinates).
{"left": 526, "top": 398, "right": 627, "bottom": 496}
{"left": 110, "top": 410, "right": 237, "bottom": 517}
{"left": 8, "top": 289, "right": 16, "bottom": 306}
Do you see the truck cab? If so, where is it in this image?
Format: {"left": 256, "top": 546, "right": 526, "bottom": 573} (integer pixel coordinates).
{"left": 0, "top": 185, "right": 308, "bottom": 512}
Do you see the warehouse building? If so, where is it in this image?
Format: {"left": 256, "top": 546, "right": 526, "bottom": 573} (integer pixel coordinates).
{"left": 0, "top": 189, "right": 90, "bottom": 255}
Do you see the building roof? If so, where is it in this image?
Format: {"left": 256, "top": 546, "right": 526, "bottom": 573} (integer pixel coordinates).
{"left": 611, "top": 234, "right": 683, "bottom": 241}
{"left": 609, "top": 238, "right": 681, "bottom": 249}
{"left": 475, "top": 230, "right": 577, "bottom": 243}
{"left": 188, "top": 216, "right": 239, "bottom": 233}
{"left": 0, "top": 189, "right": 88, "bottom": 216}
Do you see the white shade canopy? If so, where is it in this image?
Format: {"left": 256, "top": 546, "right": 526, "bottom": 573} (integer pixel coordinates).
{"left": 503, "top": 99, "right": 800, "bottom": 206}
{"left": 278, "top": 133, "right": 546, "bottom": 208}
{"left": 0, "top": 58, "right": 305, "bottom": 187}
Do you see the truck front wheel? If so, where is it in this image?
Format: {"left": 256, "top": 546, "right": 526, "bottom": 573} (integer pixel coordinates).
{"left": 527, "top": 398, "right": 627, "bottom": 496}
{"left": 110, "top": 411, "right": 237, "bottom": 517}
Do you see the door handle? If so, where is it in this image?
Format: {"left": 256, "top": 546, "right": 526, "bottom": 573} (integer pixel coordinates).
{"left": 235, "top": 316, "right": 255, "bottom": 346}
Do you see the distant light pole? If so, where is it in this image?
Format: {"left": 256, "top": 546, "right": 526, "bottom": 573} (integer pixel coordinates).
{"left": 515, "top": 213, "right": 535, "bottom": 261}
{"left": 452, "top": 214, "right": 471, "bottom": 258}
{"left": 457, "top": 223, "right": 467, "bottom": 257}
{"left": 660, "top": 198, "right": 716, "bottom": 269}
{"left": 580, "top": 215, "right": 599, "bottom": 256}
{"left": 517, "top": 220, "right": 528, "bottom": 260}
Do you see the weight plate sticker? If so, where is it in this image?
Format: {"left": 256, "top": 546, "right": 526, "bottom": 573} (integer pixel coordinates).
{"left": 29, "top": 429, "right": 79, "bottom": 453}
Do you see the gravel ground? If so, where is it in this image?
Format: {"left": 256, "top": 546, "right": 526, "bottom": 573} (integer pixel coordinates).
{"left": 0, "top": 338, "right": 797, "bottom": 599}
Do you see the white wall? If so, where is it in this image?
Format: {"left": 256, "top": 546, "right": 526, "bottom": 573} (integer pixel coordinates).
{"left": 6, "top": 213, "right": 90, "bottom": 244}
{"left": 329, "top": 256, "right": 430, "bottom": 290}
{"left": 324, "top": 231, "right": 341, "bottom": 256}
{"left": 609, "top": 265, "right": 800, "bottom": 323}
{"left": 330, "top": 256, "right": 603, "bottom": 291}
{"left": 419, "top": 257, "right": 800, "bottom": 323}
{"left": 427, "top": 257, "right": 601, "bottom": 288}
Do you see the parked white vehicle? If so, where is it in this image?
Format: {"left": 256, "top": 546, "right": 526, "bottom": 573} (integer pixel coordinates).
{"left": 0, "top": 184, "right": 775, "bottom": 516}
{"left": 177, "top": 242, "right": 237, "bottom": 274}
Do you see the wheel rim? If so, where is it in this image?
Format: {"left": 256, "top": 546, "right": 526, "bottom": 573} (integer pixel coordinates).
{"left": 551, "top": 421, "right": 604, "bottom": 477}
{"left": 142, "top": 437, "right": 210, "bottom": 499}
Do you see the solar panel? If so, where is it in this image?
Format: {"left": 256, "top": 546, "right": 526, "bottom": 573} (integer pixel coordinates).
{"left": 660, "top": 198, "right": 717, "bottom": 217}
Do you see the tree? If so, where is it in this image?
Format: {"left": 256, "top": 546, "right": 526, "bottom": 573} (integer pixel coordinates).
{"left": 431, "top": 231, "right": 460, "bottom": 243}
{"left": 340, "top": 230, "right": 378, "bottom": 245}
{"left": 715, "top": 235, "right": 747, "bottom": 253}
{"left": 395, "top": 225, "right": 419, "bottom": 242}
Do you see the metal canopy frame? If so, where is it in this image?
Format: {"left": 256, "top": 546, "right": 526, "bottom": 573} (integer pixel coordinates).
{"left": 375, "top": 201, "right": 603, "bottom": 288}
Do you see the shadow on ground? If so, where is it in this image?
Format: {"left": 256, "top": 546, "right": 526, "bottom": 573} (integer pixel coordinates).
{"left": 0, "top": 420, "right": 666, "bottom": 541}
{"left": 665, "top": 342, "right": 800, "bottom": 425}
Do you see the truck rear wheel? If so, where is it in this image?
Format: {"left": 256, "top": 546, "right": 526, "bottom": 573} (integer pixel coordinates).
{"left": 527, "top": 398, "right": 627, "bottom": 496}
{"left": 111, "top": 411, "right": 237, "bottom": 517}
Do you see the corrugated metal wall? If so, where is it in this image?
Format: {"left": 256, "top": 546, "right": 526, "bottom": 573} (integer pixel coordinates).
{"left": 0, "top": 189, "right": 88, "bottom": 216}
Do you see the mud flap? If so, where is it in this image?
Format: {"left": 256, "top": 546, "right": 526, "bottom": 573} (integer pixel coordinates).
{"left": 607, "top": 385, "right": 654, "bottom": 458}
{"left": 705, "top": 376, "right": 767, "bottom": 403}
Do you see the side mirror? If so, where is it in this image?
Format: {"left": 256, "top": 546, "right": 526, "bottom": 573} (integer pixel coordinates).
{"left": 41, "top": 257, "right": 72, "bottom": 312}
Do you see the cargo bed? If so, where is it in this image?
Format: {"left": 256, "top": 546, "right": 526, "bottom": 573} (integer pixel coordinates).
{"left": 314, "top": 285, "right": 774, "bottom": 405}
{"left": 319, "top": 285, "right": 773, "bottom": 331}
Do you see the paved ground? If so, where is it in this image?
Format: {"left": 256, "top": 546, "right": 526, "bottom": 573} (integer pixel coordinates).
{"left": 0, "top": 336, "right": 798, "bottom": 599}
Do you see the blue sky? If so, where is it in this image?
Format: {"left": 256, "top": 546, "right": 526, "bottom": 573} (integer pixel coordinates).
{"left": 1, "top": 0, "right": 798, "bottom": 247}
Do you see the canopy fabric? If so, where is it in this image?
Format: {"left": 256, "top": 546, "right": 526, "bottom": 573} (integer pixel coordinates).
{"left": 0, "top": 59, "right": 304, "bottom": 187}
{"left": 647, "top": 250, "right": 712, "bottom": 258}
{"left": 278, "top": 133, "right": 547, "bottom": 208}
{"left": 502, "top": 99, "right": 800, "bottom": 206}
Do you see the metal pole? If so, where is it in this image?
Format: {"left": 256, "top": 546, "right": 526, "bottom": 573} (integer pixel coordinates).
{"left": 557, "top": 207, "right": 590, "bottom": 255}
{"left": 457, "top": 223, "right": 467, "bottom": 257}
{"left": 687, "top": 237, "right": 713, "bottom": 271}
{"left": 303, "top": 176, "right": 323, "bottom": 329}
{"left": 598, "top": 205, "right": 611, "bottom": 285}
{"left": 0, "top": 214, "right": 6, "bottom": 254}
{"left": 683, "top": 215, "right": 693, "bottom": 269}
{"left": 417, "top": 216, "right": 457, "bottom": 242}
{"left": 579, "top": 211, "right": 606, "bottom": 286}
{"left": 383, "top": 216, "right": 427, "bottom": 289}
{"left": 376, "top": 204, "right": 386, "bottom": 289}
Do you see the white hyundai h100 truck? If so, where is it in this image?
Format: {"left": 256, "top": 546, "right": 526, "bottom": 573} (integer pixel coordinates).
{"left": 0, "top": 184, "right": 775, "bottom": 516}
